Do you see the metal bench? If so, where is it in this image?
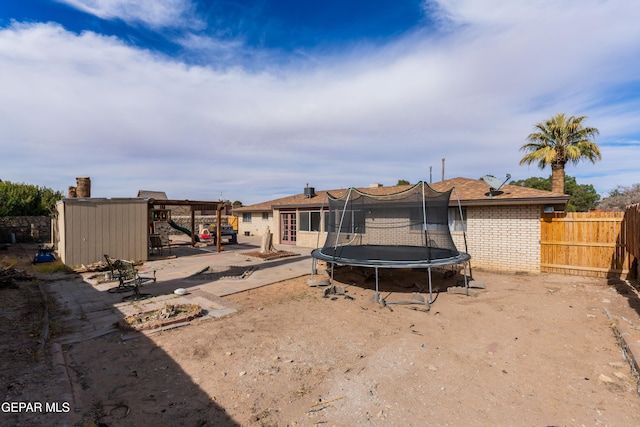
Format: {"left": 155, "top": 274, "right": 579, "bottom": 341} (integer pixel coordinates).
{"left": 105, "top": 255, "right": 135, "bottom": 294}
{"left": 105, "top": 256, "right": 156, "bottom": 301}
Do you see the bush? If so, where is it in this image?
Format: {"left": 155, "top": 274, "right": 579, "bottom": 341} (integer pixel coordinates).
{"left": 0, "top": 181, "right": 63, "bottom": 216}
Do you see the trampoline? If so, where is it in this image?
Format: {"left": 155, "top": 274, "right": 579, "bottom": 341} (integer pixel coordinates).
{"left": 311, "top": 181, "right": 471, "bottom": 308}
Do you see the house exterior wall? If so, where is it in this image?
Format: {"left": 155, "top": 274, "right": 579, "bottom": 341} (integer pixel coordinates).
{"left": 454, "top": 205, "right": 541, "bottom": 273}
{"left": 296, "top": 228, "right": 321, "bottom": 248}
{"left": 55, "top": 198, "right": 148, "bottom": 267}
{"left": 237, "top": 211, "right": 274, "bottom": 239}
{"left": 239, "top": 203, "right": 542, "bottom": 274}
{"left": 296, "top": 208, "right": 449, "bottom": 250}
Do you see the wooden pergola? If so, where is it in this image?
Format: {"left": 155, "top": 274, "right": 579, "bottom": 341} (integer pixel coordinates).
{"left": 148, "top": 199, "right": 225, "bottom": 252}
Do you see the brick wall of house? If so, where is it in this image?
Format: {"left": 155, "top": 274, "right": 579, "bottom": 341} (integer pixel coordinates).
{"left": 454, "top": 205, "right": 541, "bottom": 273}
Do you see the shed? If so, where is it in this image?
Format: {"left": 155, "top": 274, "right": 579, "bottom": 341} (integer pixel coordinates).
{"left": 55, "top": 198, "right": 148, "bottom": 267}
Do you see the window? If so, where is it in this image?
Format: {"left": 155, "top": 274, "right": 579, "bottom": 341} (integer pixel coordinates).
{"left": 299, "top": 211, "right": 321, "bottom": 232}
{"left": 262, "top": 212, "right": 269, "bottom": 220}
{"left": 448, "top": 207, "right": 467, "bottom": 232}
{"left": 409, "top": 207, "right": 467, "bottom": 231}
{"left": 324, "top": 209, "right": 365, "bottom": 233}
{"left": 341, "top": 210, "right": 365, "bottom": 233}
{"left": 409, "top": 208, "right": 441, "bottom": 231}
{"left": 242, "top": 212, "right": 252, "bottom": 223}
{"left": 410, "top": 208, "right": 426, "bottom": 231}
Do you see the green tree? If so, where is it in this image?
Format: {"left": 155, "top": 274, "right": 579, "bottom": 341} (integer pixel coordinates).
{"left": 511, "top": 175, "right": 600, "bottom": 212}
{"left": 519, "top": 113, "right": 601, "bottom": 194}
{"left": 397, "top": 179, "right": 410, "bottom": 185}
{"left": 509, "top": 176, "right": 550, "bottom": 191}
{"left": 564, "top": 177, "right": 600, "bottom": 212}
{"left": 0, "top": 181, "right": 63, "bottom": 216}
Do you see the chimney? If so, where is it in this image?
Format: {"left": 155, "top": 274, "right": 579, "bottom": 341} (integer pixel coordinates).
{"left": 304, "top": 183, "right": 316, "bottom": 198}
{"left": 76, "top": 177, "right": 91, "bottom": 198}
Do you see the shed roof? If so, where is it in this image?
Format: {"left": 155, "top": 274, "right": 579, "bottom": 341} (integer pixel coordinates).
{"left": 138, "top": 190, "right": 168, "bottom": 199}
{"left": 233, "top": 177, "right": 569, "bottom": 212}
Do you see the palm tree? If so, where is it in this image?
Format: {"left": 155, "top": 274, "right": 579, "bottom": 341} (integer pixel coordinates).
{"left": 519, "top": 113, "right": 601, "bottom": 194}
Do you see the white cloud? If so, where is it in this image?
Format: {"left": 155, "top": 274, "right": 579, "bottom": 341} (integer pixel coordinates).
{"left": 1, "top": 0, "right": 640, "bottom": 204}
{"left": 56, "top": 0, "right": 202, "bottom": 29}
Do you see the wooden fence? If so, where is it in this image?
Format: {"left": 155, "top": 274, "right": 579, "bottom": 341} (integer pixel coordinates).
{"left": 626, "top": 204, "right": 640, "bottom": 278}
{"left": 540, "top": 211, "right": 635, "bottom": 279}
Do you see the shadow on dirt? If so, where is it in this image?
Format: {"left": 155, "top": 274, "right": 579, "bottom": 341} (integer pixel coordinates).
{"left": 1, "top": 243, "right": 240, "bottom": 426}
{"left": 329, "top": 264, "right": 468, "bottom": 297}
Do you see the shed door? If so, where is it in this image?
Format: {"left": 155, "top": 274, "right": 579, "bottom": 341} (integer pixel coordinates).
{"left": 280, "top": 213, "right": 296, "bottom": 244}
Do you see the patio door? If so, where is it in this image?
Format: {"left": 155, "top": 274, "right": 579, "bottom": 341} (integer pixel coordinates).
{"left": 280, "top": 212, "right": 297, "bottom": 245}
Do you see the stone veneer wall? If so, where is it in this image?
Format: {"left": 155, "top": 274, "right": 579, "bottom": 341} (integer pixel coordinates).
{"left": 453, "top": 205, "right": 541, "bottom": 273}
{"left": 0, "top": 216, "right": 52, "bottom": 243}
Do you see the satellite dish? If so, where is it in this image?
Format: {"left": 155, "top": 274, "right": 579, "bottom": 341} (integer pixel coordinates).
{"left": 481, "top": 174, "right": 511, "bottom": 197}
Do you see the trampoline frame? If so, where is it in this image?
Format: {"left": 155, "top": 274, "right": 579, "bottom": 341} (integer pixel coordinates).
{"left": 311, "top": 247, "right": 471, "bottom": 308}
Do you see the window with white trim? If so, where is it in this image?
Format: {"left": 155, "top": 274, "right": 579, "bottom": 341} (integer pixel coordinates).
{"left": 448, "top": 207, "right": 467, "bottom": 232}
{"left": 299, "top": 211, "right": 321, "bottom": 232}
{"left": 409, "top": 207, "right": 466, "bottom": 231}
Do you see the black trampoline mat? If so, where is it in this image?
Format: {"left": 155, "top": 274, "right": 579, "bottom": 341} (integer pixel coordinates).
{"left": 312, "top": 245, "right": 470, "bottom": 268}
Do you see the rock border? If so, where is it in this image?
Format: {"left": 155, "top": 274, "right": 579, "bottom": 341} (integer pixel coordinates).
{"left": 118, "top": 305, "right": 205, "bottom": 332}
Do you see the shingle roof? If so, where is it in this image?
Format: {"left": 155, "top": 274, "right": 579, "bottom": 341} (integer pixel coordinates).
{"left": 137, "top": 190, "right": 168, "bottom": 199}
{"left": 233, "top": 177, "right": 569, "bottom": 212}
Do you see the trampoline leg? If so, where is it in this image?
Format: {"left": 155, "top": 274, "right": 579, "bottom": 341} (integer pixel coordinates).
{"left": 330, "top": 262, "right": 335, "bottom": 285}
{"left": 428, "top": 267, "right": 433, "bottom": 305}
{"left": 464, "top": 262, "right": 469, "bottom": 296}
{"left": 375, "top": 266, "right": 380, "bottom": 303}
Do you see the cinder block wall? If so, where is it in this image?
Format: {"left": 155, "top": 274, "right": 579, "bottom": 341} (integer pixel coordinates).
{"left": 453, "top": 205, "right": 541, "bottom": 273}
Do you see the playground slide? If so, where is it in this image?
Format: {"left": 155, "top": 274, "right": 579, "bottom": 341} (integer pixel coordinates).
{"left": 168, "top": 220, "right": 200, "bottom": 242}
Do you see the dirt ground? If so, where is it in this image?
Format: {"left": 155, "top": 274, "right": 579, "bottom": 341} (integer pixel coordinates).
{"left": 3, "top": 244, "right": 640, "bottom": 426}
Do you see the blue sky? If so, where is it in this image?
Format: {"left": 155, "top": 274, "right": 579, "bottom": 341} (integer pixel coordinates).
{"left": 1, "top": 0, "right": 639, "bottom": 205}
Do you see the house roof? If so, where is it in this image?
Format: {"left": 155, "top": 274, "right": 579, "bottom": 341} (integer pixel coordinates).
{"left": 138, "top": 190, "right": 168, "bottom": 199}
{"left": 233, "top": 177, "right": 569, "bottom": 213}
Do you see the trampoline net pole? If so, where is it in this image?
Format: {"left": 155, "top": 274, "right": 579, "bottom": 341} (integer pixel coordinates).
{"left": 315, "top": 195, "right": 327, "bottom": 250}
{"left": 421, "top": 181, "right": 431, "bottom": 261}
{"left": 453, "top": 186, "right": 473, "bottom": 281}
{"left": 333, "top": 188, "right": 352, "bottom": 250}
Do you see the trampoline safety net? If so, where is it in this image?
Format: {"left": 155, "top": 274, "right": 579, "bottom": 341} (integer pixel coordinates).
{"left": 315, "top": 181, "right": 464, "bottom": 265}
